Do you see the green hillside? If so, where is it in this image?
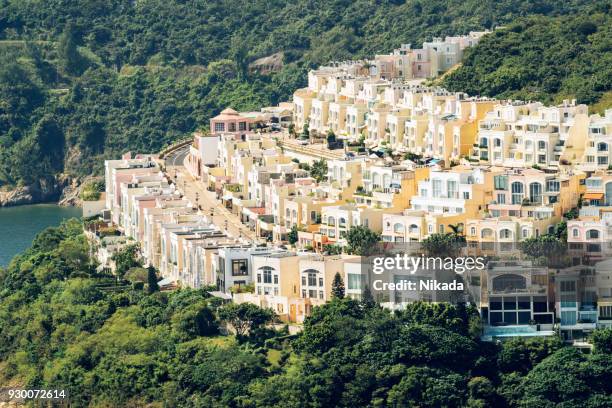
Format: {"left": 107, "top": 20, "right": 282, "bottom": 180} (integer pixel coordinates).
{"left": 441, "top": 6, "right": 612, "bottom": 110}
{"left": 1, "top": 219, "right": 611, "bottom": 407}
{"left": 0, "top": 0, "right": 606, "bottom": 194}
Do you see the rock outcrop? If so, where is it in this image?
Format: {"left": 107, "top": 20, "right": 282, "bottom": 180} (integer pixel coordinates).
{"left": 0, "top": 177, "right": 65, "bottom": 207}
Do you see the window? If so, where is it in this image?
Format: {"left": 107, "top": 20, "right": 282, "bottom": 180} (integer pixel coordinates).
{"left": 598, "top": 142, "right": 608, "bottom": 152}
{"left": 499, "top": 229, "right": 512, "bottom": 239}
{"left": 303, "top": 269, "right": 318, "bottom": 286}
{"left": 481, "top": 228, "right": 493, "bottom": 238}
{"left": 432, "top": 179, "right": 442, "bottom": 197}
{"left": 538, "top": 141, "right": 546, "bottom": 150}
{"left": 560, "top": 281, "right": 576, "bottom": 292}
{"left": 546, "top": 180, "right": 560, "bottom": 192}
{"left": 239, "top": 121, "right": 247, "bottom": 131}
{"left": 232, "top": 259, "right": 248, "bottom": 276}
{"left": 497, "top": 193, "right": 506, "bottom": 204}
{"left": 511, "top": 182, "right": 524, "bottom": 204}
{"left": 492, "top": 274, "right": 526, "bottom": 291}
{"left": 529, "top": 182, "right": 542, "bottom": 204}
{"left": 494, "top": 138, "right": 501, "bottom": 147}
{"left": 598, "top": 156, "right": 608, "bottom": 165}
{"left": 259, "top": 266, "right": 274, "bottom": 284}
{"left": 494, "top": 176, "right": 508, "bottom": 190}
{"left": 447, "top": 180, "right": 458, "bottom": 198}
{"left": 214, "top": 122, "right": 225, "bottom": 132}
{"left": 587, "top": 229, "right": 600, "bottom": 239}
{"left": 572, "top": 228, "right": 579, "bottom": 237}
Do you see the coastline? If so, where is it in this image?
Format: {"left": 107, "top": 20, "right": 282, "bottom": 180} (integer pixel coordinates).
{"left": 0, "top": 176, "right": 83, "bottom": 208}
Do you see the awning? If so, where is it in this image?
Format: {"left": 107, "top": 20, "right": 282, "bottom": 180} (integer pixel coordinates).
{"left": 157, "top": 277, "right": 176, "bottom": 286}
{"left": 207, "top": 291, "right": 232, "bottom": 300}
{"left": 221, "top": 194, "right": 233, "bottom": 200}
{"left": 584, "top": 192, "right": 604, "bottom": 200}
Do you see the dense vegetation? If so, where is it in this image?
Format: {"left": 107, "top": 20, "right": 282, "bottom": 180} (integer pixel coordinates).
{"left": 442, "top": 5, "right": 612, "bottom": 110}
{"left": 0, "top": 0, "right": 603, "bottom": 191}
{"left": 0, "top": 219, "right": 611, "bottom": 407}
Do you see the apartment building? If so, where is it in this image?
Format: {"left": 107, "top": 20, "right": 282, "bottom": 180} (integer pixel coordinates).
{"left": 577, "top": 109, "right": 612, "bottom": 171}
{"left": 480, "top": 261, "right": 555, "bottom": 341}
{"left": 474, "top": 100, "right": 589, "bottom": 168}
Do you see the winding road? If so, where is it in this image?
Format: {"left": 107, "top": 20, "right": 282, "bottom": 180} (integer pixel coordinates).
{"left": 164, "top": 146, "right": 260, "bottom": 243}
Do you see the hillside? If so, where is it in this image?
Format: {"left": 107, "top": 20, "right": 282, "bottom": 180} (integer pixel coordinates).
{"left": 441, "top": 7, "right": 612, "bottom": 109}
{"left": 0, "top": 0, "right": 605, "bottom": 203}
{"left": 1, "top": 219, "right": 611, "bottom": 407}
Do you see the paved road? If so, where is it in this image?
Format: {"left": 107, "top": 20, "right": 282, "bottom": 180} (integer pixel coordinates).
{"left": 164, "top": 147, "right": 260, "bottom": 243}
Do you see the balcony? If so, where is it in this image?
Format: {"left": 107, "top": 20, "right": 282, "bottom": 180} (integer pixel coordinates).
{"left": 482, "top": 325, "right": 555, "bottom": 342}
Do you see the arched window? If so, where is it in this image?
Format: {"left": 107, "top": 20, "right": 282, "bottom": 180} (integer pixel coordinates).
{"left": 286, "top": 208, "right": 291, "bottom": 217}
{"left": 529, "top": 182, "right": 542, "bottom": 204}
{"left": 522, "top": 228, "right": 529, "bottom": 239}
{"left": 511, "top": 182, "right": 524, "bottom": 204}
{"left": 499, "top": 229, "right": 513, "bottom": 239}
{"left": 572, "top": 228, "right": 579, "bottom": 237}
{"left": 481, "top": 228, "right": 494, "bottom": 238}
{"left": 587, "top": 229, "right": 600, "bottom": 239}
{"left": 492, "top": 274, "right": 527, "bottom": 291}
{"left": 409, "top": 224, "right": 419, "bottom": 234}
{"left": 494, "top": 138, "right": 501, "bottom": 147}
{"left": 302, "top": 268, "right": 320, "bottom": 287}
{"left": 394, "top": 223, "right": 405, "bottom": 233}
{"left": 327, "top": 216, "right": 335, "bottom": 226}
{"left": 258, "top": 266, "right": 276, "bottom": 284}
{"left": 339, "top": 217, "right": 347, "bottom": 227}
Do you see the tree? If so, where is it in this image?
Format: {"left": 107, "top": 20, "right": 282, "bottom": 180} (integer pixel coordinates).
{"left": 287, "top": 225, "right": 299, "bottom": 245}
{"left": 147, "top": 266, "right": 159, "bottom": 294}
{"left": 58, "top": 22, "right": 87, "bottom": 76}
{"left": 301, "top": 123, "right": 309, "bottom": 139}
{"left": 111, "top": 243, "right": 141, "bottom": 278}
{"left": 421, "top": 233, "right": 466, "bottom": 257}
{"left": 171, "top": 301, "right": 218, "bottom": 340}
{"left": 309, "top": 159, "right": 327, "bottom": 182}
{"left": 591, "top": 328, "right": 612, "bottom": 354}
{"left": 218, "top": 302, "right": 275, "bottom": 337}
{"left": 331, "top": 272, "right": 345, "bottom": 299}
{"left": 361, "top": 285, "right": 376, "bottom": 309}
{"left": 519, "top": 235, "right": 566, "bottom": 266}
{"left": 346, "top": 225, "right": 380, "bottom": 256}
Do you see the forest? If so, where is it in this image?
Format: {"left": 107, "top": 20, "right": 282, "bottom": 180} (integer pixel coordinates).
{"left": 0, "top": 219, "right": 611, "bottom": 407}
{"left": 0, "top": 0, "right": 607, "bottom": 192}
{"left": 441, "top": 7, "right": 612, "bottom": 110}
